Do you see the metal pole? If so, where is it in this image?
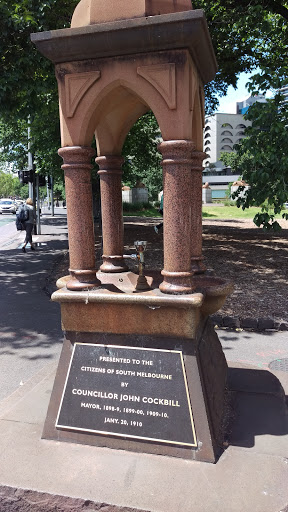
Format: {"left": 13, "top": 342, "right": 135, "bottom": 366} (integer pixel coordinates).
{"left": 28, "top": 116, "right": 34, "bottom": 201}
{"left": 47, "top": 180, "right": 50, "bottom": 210}
{"left": 36, "top": 174, "right": 41, "bottom": 235}
{"left": 32, "top": 171, "right": 37, "bottom": 235}
{"left": 51, "top": 175, "right": 54, "bottom": 216}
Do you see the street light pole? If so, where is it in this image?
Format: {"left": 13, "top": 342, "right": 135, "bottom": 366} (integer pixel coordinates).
{"left": 36, "top": 174, "right": 41, "bottom": 235}
{"left": 27, "top": 117, "right": 34, "bottom": 201}
{"left": 51, "top": 175, "right": 54, "bottom": 216}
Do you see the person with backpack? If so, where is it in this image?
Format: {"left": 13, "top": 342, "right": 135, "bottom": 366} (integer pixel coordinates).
{"left": 16, "top": 202, "right": 28, "bottom": 231}
{"left": 20, "top": 198, "right": 36, "bottom": 252}
{"left": 154, "top": 193, "right": 163, "bottom": 234}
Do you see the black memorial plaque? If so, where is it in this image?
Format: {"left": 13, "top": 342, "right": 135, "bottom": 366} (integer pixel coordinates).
{"left": 56, "top": 343, "right": 197, "bottom": 447}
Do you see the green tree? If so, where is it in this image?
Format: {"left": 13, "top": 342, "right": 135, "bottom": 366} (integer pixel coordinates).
{"left": 0, "top": 0, "right": 78, "bottom": 120}
{"left": 193, "top": 0, "right": 288, "bottom": 113}
{"left": 220, "top": 150, "right": 246, "bottom": 176}
{"left": 122, "top": 112, "right": 162, "bottom": 200}
{"left": 0, "top": 113, "right": 64, "bottom": 191}
{"left": 1, "top": 0, "right": 287, "bottom": 119}
{"left": 227, "top": 91, "right": 288, "bottom": 230}
{"left": 0, "top": 170, "right": 24, "bottom": 197}
{"left": 0, "top": 0, "right": 77, "bottom": 185}
{"left": 53, "top": 181, "right": 65, "bottom": 201}
{"left": 0, "top": 0, "right": 283, "bottom": 116}
{"left": 123, "top": 1, "right": 288, "bottom": 197}
{"left": 0, "top": 0, "right": 288, "bottom": 203}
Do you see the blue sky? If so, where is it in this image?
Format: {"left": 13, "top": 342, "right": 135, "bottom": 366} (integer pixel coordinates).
{"left": 216, "top": 72, "right": 255, "bottom": 113}
{"left": 216, "top": 71, "right": 273, "bottom": 113}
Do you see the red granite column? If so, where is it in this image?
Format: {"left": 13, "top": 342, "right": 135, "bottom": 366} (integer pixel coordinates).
{"left": 191, "top": 150, "right": 207, "bottom": 274}
{"left": 96, "top": 155, "right": 128, "bottom": 273}
{"left": 158, "top": 140, "right": 195, "bottom": 294}
{"left": 58, "top": 146, "right": 100, "bottom": 290}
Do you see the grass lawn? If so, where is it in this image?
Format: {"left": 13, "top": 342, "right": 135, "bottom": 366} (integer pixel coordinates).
{"left": 202, "top": 205, "right": 262, "bottom": 219}
{"left": 202, "top": 204, "right": 287, "bottom": 219}
{"left": 123, "top": 203, "right": 287, "bottom": 219}
{"left": 123, "top": 204, "right": 263, "bottom": 219}
{"left": 123, "top": 207, "right": 162, "bottom": 217}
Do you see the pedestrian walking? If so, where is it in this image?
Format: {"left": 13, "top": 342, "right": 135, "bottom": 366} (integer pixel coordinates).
{"left": 22, "top": 198, "right": 36, "bottom": 252}
{"left": 154, "top": 193, "right": 163, "bottom": 234}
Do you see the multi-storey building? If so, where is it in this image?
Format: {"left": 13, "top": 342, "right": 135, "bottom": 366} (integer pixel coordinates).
{"left": 203, "top": 112, "right": 250, "bottom": 170}
{"left": 279, "top": 84, "right": 288, "bottom": 103}
{"left": 202, "top": 95, "right": 266, "bottom": 199}
{"left": 236, "top": 94, "right": 266, "bottom": 115}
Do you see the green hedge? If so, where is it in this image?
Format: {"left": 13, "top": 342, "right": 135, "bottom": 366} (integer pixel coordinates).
{"left": 122, "top": 201, "right": 152, "bottom": 212}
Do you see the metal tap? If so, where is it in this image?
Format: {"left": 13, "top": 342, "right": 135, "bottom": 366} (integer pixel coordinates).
{"left": 134, "top": 240, "right": 150, "bottom": 291}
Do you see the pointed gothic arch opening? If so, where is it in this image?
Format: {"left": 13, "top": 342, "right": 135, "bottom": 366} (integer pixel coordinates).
{"left": 76, "top": 80, "right": 166, "bottom": 273}
{"left": 122, "top": 111, "right": 162, "bottom": 200}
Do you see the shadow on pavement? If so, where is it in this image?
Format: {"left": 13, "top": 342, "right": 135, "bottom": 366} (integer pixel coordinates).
{"left": 0, "top": 231, "right": 68, "bottom": 356}
{"left": 41, "top": 216, "right": 68, "bottom": 225}
{"left": 227, "top": 367, "right": 288, "bottom": 448}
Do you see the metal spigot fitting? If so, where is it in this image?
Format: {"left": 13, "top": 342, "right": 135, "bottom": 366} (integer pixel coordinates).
{"left": 134, "top": 240, "right": 150, "bottom": 291}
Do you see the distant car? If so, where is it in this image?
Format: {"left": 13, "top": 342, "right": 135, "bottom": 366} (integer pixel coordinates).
{"left": 285, "top": 202, "right": 288, "bottom": 209}
{"left": 0, "top": 199, "right": 17, "bottom": 214}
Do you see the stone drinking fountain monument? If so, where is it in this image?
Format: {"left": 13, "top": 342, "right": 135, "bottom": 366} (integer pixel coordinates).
{"left": 32, "top": 0, "right": 233, "bottom": 463}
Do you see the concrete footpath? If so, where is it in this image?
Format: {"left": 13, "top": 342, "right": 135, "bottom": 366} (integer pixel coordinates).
{"left": 0, "top": 212, "right": 68, "bottom": 401}
{"left": 0, "top": 213, "right": 287, "bottom": 512}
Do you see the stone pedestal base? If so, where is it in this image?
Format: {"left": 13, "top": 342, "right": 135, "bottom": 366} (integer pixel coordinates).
{"left": 42, "top": 318, "right": 228, "bottom": 463}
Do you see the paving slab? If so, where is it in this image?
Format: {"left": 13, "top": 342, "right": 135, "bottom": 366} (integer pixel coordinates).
{"left": 0, "top": 363, "right": 287, "bottom": 512}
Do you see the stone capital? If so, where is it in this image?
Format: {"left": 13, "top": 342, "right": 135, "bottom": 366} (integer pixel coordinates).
{"left": 96, "top": 155, "right": 124, "bottom": 175}
{"left": 191, "top": 150, "right": 206, "bottom": 171}
{"left": 58, "top": 146, "right": 95, "bottom": 169}
{"left": 158, "top": 140, "right": 196, "bottom": 164}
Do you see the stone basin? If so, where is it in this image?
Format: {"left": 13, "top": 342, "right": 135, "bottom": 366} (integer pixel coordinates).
{"left": 56, "top": 271, "right": 233, "bottom": 318}
{"left": 191, "top": 275, "right": 234, "bottom": 316}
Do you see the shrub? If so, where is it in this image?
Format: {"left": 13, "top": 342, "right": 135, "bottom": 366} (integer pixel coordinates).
{"left": 122, "top": 201, "right": 152, "bottom": 212}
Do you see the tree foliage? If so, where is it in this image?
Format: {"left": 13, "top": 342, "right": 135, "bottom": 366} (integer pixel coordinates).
{"left": 0, "top": 113, "right": 64, "bottom": 189}
{"left": 0, "top": 0, "right": 287, "bottom": 208}
{"left": 122, "top": 112, "right": 162, "bottom": 200}
{"left": 222, "top": 91, "right": 288, "bottom": 230}
{"left": 0, "top": 0, "right": 78, "bottom": 192}
{"left": 0, "top": 0, "right": 77, "bottom": 119}
{"left": 220, "top": 150, "right": 246, "bottom": 177}
{"left": 193, "top": 1, "right": 288, "bottom": 112}
{"left": 0, "top": 170, "right": 25, "bottom": 198}
{"left": 1, "top": 0, "right": 285, "bottom": 116}
{"left": 0, "top": 118, "right": 30, "bottom": 172}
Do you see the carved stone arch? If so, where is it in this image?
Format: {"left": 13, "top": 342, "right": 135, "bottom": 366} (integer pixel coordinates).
{"left": 89, "top": 79, "right": 165, "bottom": 155}
{"left": 95, "top": 101, "right": 150, "bottom": 156}
{"left": 65, "top": 75, "right": 174, "bottom": 151}
{"left": 137, "top": 63, "right": 176, "bottom": 110}
{"left": 65, "top": 71, "right": 101, "bottom": 118}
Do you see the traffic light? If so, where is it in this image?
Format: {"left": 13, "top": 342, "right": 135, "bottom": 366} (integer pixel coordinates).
{"left": 38, "top": 175, "right": 46, "bottom": 187}
{"left": 47, "top": 176, "right": 52, "bottom": 189}
{"left": 18, "top": 170, "right": 33, "bottom": 184}
{"left": 18, "top": 171, "right": 24, "bottom": 184}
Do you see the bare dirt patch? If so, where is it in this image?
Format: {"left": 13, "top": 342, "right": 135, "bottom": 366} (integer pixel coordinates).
{"left": 201, "top": 218, "right": 288, "bottom": 323}
{"left": 53, "top": 216, "right": 288, "bottom": 326}
{"left": 121, "top": 217, "right": 288, "bottom": 324}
